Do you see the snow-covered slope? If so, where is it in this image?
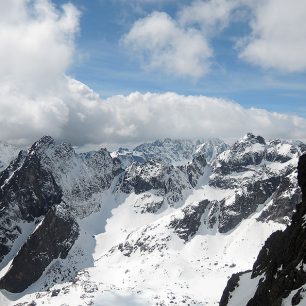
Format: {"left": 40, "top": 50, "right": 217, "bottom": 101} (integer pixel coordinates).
{"left": 0, "top": 133, "right": 304, "bottom": 306}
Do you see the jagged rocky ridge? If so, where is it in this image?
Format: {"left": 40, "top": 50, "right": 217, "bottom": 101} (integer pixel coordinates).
{"left": 219, "top": 154, "right": 306, "bottom": 306}
{"left": 0, "top": 134, "right": 304, "bottom": 305}
{"left": 112, "top": 138, "right": 228, "bottom": 167}
{"left": 0, "top": 136, "right": 211, "bottom": 293}
{"left": 210, "top": 133, "right": 304, "bottom": 232}
{"left": 0, "top": 136, "right": 121, "bottom": 292}
{"left": 115, "top": 133, "right": 304, "bottom": 256}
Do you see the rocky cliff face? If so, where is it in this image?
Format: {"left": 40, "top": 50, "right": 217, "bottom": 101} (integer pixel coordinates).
{"left": 0, "top": 205, "right": 79, "bottom": 293}
{"left": 32, "top": 136, "right": 122, "bottom": 217}
{"left": 0, "top": 136, "right": 122, "bottom": 293}
{"left": 210, "top": 133, "right": 304, "bottom": 233}
{"left": 116, "top": 154, "right": 207, "bottom": 213}
{"left": 219, "top": 154, "right": 306, "bottom": 306}
{"left": 0, "top": 145, "right": 62, "bottom": 263}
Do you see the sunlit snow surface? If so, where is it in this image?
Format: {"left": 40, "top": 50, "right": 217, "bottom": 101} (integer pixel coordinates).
{"left": 0, "top": 187, "right": 284, "bottom": 306}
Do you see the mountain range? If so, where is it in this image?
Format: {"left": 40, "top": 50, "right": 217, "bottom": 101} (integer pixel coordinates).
{"left": 220, "top": 152, "right": 306, "bottom": 306}
{"left": 0, "top": 133, "right": 304, "bottom": 306}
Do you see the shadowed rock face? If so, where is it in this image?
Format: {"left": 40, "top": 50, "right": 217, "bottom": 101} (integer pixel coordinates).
{"left": 219, "top": 154, "right": 306, "bottom": 306}
{"left": 0, "top": 146, "right": 63, "bottom": 262}
{"left": 0, "top": 150, "right": 62, "bottom": 220}
{"left": 298, "top": 155, "right": 306, "bottom": 201}
{"left": 0, "top": 205, "right": 79, "bottom": 293}
{"left": 218, "top": 176, "right": 282, "bottom": 233}
{"left": 0, "top": 136, "right": 124, "bottom": 294}
{"left": 184, "top": 154, "right": 207, "bottom": 187}
{"left": 169, "top": 199, "right": 211, "bottom": 241}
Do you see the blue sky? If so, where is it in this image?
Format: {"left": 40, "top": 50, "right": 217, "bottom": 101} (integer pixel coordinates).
{"left": 58, "top": 0, "right": 306, "bottom": 117}
{"left": 1, "top": 0, "right": 306, "bottom": 145}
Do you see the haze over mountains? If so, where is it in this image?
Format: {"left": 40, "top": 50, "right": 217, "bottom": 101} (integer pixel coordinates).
{"left": 0, "top": 133, "right": 304, "bottom": 305}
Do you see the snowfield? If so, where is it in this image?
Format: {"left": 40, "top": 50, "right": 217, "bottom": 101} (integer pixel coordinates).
{"left": 0, "top": 185, "right": 285, "bottom": 306}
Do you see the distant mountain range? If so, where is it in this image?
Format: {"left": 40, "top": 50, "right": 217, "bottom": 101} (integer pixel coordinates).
{"left": 0, "top": 142, "right": 20, "bottom": 172}
{"left": 111, "top": 138, "right": 228, "bottom": 167}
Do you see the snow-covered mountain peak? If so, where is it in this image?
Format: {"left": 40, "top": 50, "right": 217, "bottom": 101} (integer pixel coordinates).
{"left": 86, "top": 147, "right": 121, "bottom": 173}
{"left": 213, "top": 134, "right": 304, "bottom": 177}
{"left": 266, "top": 138, "right": 306, "bottom": 164}
{"left": 117, "top": 158, "right": 192, "bottom": 211}
{"left": 28, "top": 135, "right": 56, "bottom": 155}
{"left": 230, "top": 133, "right": 266, "bottom": 154}
{"left": 213, "top": 134, "right": 266, "bottom": 175}
{"left": 133, "top": 138, "right": 197, "bottom": 165}
{"left": 241, "top": 132, "right": 266, "bottom": 144}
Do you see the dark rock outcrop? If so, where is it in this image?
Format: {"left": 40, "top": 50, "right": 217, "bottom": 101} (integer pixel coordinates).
{"left": 257, "top": 174, "right": 301, "bottom": 224}
{"left": 0, "top": 205, "right": 79, "bottom": 293}
{"left": 120, "top": 160, "right": 167, "bottom": 195}
{"left": 184, "top": 154, "right": 207, "bottom": 187}
{"left": 0, "top": 136, "right": 124, "bottom": 294}
{"left": 0, "top": 144, "right": 62, "bottom": 262}
{"left": 298, "top": 154, "right": 306, "bottom": 201}
{"left": 219, "top": 154, "right": 306, "bottom": 306}
{"left": 118, "top": 159, "right": 192, "bottom": 210}
{"left": 169, "top": 200, "right": 211, "bottom": 241}
{"left": 218, "top": 176, "right": 282, "bottom": 233}
{"left": 219, "top": 271, "right": 251, "bottom": 306}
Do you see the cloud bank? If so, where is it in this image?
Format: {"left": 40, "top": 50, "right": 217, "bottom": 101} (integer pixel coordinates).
{"left": 67, "top": 86, "right": 306, "bottom": 145}
{"left": 0, "top": 0, "right": 306, "bottom": 147}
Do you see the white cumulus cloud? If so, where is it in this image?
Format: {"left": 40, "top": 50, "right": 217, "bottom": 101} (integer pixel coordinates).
{"left": 0, "top": 0, "right": 79, "bottom": 93}
{"left": 122, "top": 0, "right": 244, "bottom": 78}
{"left": 0, "top": 0, "right": 79, "bottom": 143}
{"left": 239, "top": 0, "right": 306, "bottom": 72}
{"left": 122, "top": 12, "right": 212, "bottom": 78}
{"left": 178, "top": 0, "right": 241, "bottom": 33}
{"left": 123, "top": 0, "right": 306, "bottom": 75}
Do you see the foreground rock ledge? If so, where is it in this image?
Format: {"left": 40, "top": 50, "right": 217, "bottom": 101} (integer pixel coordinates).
{"left": 0, "top": 205, "right": 79, "bottom": 293}
{"left": 220, "top": 154, "right": 306, "bottom": 306}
